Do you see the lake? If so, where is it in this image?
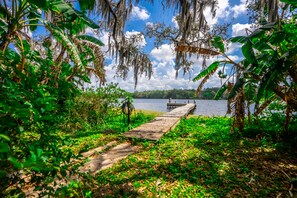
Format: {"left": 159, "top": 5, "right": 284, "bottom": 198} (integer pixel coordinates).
{"left": 133, "top": 99, "right": 228, "bottom": 116}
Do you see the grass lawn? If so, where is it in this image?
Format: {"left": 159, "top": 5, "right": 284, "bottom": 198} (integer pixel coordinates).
{"left": 92, "top": 116, "right": 297, "bottom": 197}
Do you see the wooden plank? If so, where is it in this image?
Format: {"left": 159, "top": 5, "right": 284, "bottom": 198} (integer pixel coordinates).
{"left": 167, "top": 103, "right": 187, "bottom": 107}
{"left": 80, "top": 142, "right": 139, "bottom": 174}
{"left": 123, "top": 117, "right": 180, "bottom": 140}
{"left": 162, "top": 104, "right": 196, "bottom": 118}
{"left": 123, "top": 103, "right": 196, "bottom": 140}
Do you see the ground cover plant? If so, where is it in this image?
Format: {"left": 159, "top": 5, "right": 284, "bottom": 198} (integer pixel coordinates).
{"left": 94, "top": 116, "right": 297, "bottom": 197}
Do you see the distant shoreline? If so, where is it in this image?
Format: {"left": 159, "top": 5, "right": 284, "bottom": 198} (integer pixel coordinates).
{"left": 130, "top": 88, "right": 228, "bottom": 100}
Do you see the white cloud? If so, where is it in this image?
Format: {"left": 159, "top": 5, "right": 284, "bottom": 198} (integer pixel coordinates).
{"left": 226, "top": 42, "right": 242, "bottom": 55}
{"left": 204, "top": 0, "right": 230, "bottom": 26}
{"left": 232, "top": 23, "right": 252, "bottom": 37}
{"left": 99, "top": 51, "right": 225, "bottom": 92}
{"left": 150, "top": 44, "right": 175, "bottom": 62}
{"left": 172, "top": 16, "right": 179, "bottom": 28}
{"left": 131, "top": 6, "right": 150, "bottom": 20}
{"left": 232, "top": 0, "right": 247, "bottom": 18}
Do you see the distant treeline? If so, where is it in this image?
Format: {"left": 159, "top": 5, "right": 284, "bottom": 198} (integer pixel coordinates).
{"left": 131, "top": 88, "right": 227, "bottom": 99}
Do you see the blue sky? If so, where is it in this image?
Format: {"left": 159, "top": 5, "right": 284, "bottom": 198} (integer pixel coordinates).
{"left": 88, "top": 0, "right": 253, "bottom": 92}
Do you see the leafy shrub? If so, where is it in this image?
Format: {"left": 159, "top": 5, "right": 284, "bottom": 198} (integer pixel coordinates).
{"left": 62, "top": 83, "right": 129, "bottom": 133}
{"left": 0, "top": 47, "right": 81, "bottom": 196}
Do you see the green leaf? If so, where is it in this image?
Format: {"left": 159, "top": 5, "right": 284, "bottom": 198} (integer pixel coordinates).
{"left": 0, "top": 18, "right": 8, "bottom": 33}
{"left": 50, "top": 0, "right": 77, "bottom": 21}
{"left": 211, "top": 36, "right": 225, "bottom": 53}
{"left": 78, "top": 0, "right": 96, "bottom": 11}
{"left": 0, "top": 134, "right": 10, "bottom": 141}
{"left": 248, "top": 29, "right": 265, "bottom": 38}
{"left": 76, "top": 35, "right": 104, "bottom": 46}
{"left": 0, "top": 143, "right": 10, "bottom": 153}
{"left": 260, "top": 22, "right": 276, "bottom": 30}
{"left": 228, "top": 78, "right": 245, "bottom": 99}
{"left": 76, "top": 10, "right": 100, "bottom": 29}
{"left": 37, "top": 148, "right": 43, "bottom": 158}
{"left": 242, "top": 40, "right": 257, "bottom": 66}
{"left": 47, "top": 23, "right": 83, "bottom": 71}
{"left": 193, "top": 61, "right": 220, "bottom": 82}
{"left": 8, "top": 157, "right": 23, "bottom": 169}
{"left": 27, "top": 0, "right": 49, "bottom": 10}
{"left": 27, "top": 9, "right": 41, "bottom": 31}
{"left": 280, "top": 0, "right": 297, "bottom": 6}
{"left": 253, "top": 41, "right": 272, "bottom": 51}
{"left": 214, "top": 85, "right": 228, "bottom": 100}
{"left": 231, "top": 36, "right": 246, "bottom": 43}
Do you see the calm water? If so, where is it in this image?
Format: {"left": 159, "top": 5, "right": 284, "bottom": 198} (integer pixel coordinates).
{"left": 133, "top": 99, "right": 228, "bottom": 116}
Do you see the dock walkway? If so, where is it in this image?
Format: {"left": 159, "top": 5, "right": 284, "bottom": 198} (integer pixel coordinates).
{"left": 79, "top": 103, "right": 196, "bottom": 174}
{"left": 123, "top": 103, "right": 196, "bottom": 140}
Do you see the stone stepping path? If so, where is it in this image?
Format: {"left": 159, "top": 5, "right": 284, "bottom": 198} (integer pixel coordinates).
{"left": 123, "top": 104, "right": 196, "bottom": 140}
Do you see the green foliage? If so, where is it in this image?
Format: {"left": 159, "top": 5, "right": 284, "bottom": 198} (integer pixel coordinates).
{"left": 0, "top": 45, "right": 79, "bottom": 196}
{"left": 0, "top": 0, "right": 106, "bottom": 196}
{"left": 193, "top": 61, "right": 220, "bottom": 82}
{"left": 214, "top": 84, "right": 228, "bottom": 100}
{"left": 132, "top": 88, "right": 227, "bottom": 99}
{"left": 63, "top": 83, "right": 129, "bottom": 133}
{"left": 211, "top": 36, "right": 225, "bottom": 53}
{"left": 192, "top": 2, "right": 297, "bottom": 133}
{"left": 76, "top": 35, "right": 104, "bottom": 46}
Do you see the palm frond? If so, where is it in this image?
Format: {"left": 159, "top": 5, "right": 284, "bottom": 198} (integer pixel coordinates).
{"left": 75, "top": 37, "right": 106, "bottom": 84}
{"left": 195, "top": 66, "right": 219, "bottom": 95}
{"left": 214, "top": 84, "right": 228, "bottom": 100}
{"left": 46, "top": 23, "right": 83, "bottom": 80}
{"left": 76, "top": 35, "right": 104, "bottom": 46}
{"left": 193, "top": 61, "right": 220, "bottom": 81}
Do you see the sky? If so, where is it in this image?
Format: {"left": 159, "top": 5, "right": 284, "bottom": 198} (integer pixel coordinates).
{"left": 88, "top": 0, "right": 253, "bottom": 92}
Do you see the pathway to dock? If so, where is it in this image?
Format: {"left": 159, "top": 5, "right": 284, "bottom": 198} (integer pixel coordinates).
{"left": 80, "top": 103, "right": 196, "bottom": 174}
{"left": 123, "top": 103, "right": 196, "bottom": 140}
{"left": 24, "top": 104, "right": 196, "bottom": 196}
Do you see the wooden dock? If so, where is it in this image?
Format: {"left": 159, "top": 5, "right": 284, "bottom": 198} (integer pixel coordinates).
{"left": 167, "top": 100, "right": 196, "bottom": 109}
{"left": 76, "top": 104, "right": 196, "bottom": 176}
{"left": 123, "top": 103, "right": 196, "bottom": 140}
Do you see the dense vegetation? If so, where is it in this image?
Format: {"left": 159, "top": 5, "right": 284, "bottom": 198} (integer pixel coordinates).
{"left": 192, "top": 0, "right": 297, "bottom": 134}
{"left": 131, "top": 87, "right": 227, "bottom": 99}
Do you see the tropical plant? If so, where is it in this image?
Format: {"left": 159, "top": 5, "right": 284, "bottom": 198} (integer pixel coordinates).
{"left": 0, "top": 0, "right": 108, "bottom": 196}
{"left": 192, "top": 0, "right": 297, "bottom": 135}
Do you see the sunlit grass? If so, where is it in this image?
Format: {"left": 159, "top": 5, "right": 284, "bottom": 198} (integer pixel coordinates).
{"left": 68, "top": 111, "right": 157, "bottom": 154}
{"left": 93, "top": 117, "right": 296, "bottom": 197}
